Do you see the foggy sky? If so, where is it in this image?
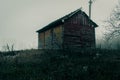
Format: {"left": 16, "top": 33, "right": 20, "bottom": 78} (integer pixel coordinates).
{"left": 0, "top": 0, "right": 118, "bottom": 51}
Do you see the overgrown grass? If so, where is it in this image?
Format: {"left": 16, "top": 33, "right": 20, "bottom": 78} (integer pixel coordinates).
{"left": 0, "top": 49, "right": 120, "bottom": 80}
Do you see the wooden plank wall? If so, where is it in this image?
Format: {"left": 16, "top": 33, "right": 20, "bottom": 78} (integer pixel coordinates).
{"left": 53, "top": 25, "right": 63, "bottom": 49}
{"left": 38, "top": 33, "right": 45, "bottom": 49}
{"left": 38, "top": 25, "right": 63, "bottom": 49}
{"left": 45, "top": 29, "right": 52, "bottom": 49}
{"left": 63, "top": 12, "right": 95, "bottom": 48}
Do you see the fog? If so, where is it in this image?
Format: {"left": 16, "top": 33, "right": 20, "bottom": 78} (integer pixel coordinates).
{"left": 0, "top": 0, "right": 118, "bottom": 51}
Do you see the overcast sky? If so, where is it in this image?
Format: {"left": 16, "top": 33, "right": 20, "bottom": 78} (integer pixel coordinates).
{"left": 0, "top": 0, "right": 118, "bottom": 51}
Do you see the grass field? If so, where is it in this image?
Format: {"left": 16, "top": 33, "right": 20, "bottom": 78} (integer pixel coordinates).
{"left": 0, "top": 49, "right": 120, "bottom": 80}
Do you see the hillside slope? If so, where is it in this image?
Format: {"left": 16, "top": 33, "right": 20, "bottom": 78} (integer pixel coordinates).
{"left": 0, "top": 49, "right": 120, "bottom": 80}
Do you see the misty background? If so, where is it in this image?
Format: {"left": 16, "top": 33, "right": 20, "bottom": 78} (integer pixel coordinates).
{"left": 0, "top": 0, "right": 118, "bottom": 51}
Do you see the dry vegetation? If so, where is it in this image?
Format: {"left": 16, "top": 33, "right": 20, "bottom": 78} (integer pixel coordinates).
{"left": 0, "top": 49, "right": 120, "bottom": 80}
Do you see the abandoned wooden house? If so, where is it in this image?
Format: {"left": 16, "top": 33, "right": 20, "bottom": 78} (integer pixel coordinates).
{"left": 36, "top": 9, "right": 98, "bottom": 49}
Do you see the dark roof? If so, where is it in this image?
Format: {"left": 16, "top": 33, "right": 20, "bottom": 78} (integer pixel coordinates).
{"left": 37, "top": 8, "right": 98, "bottom": 33}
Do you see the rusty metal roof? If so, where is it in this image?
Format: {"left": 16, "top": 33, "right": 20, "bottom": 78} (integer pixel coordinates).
{"left": 37, "top": 8, "right": 98, "bottom": 33}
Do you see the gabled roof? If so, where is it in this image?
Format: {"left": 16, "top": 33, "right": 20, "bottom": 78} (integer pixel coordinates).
{"left": 37, "top": 8, "right": 98, "bottom": 33}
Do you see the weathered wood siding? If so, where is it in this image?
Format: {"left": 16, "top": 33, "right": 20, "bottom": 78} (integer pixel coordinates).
{"left": 38, "top": 25, "right": 63, "bottom": 49}
{"left": 45, "top": 29, "right": 52, "bottom": 49}
{"left": 63, "top": 12, "right": 95, "bottom": 48}
{"left": 80, "top": 26, "right": 95, "bottom": 47}
{"left": 53, "top": 25, "right": 63, "bottom": 49}
{"left": 38, "top": 32, "right": 45, "bottom": 49}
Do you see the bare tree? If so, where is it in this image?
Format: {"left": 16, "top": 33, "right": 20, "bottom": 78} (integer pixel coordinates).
{"left": 105, "top": 1, "right": 120, "bottom": 41}
{"left": 2, "top": 44, "right": 14, "bottom": 52}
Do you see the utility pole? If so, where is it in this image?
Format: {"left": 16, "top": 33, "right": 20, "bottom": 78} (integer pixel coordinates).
{"left": 89, "top": 0, "right": 92, "bottom": 19}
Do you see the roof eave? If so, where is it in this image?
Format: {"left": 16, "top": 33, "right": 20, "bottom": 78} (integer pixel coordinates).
{"left": 36, "top": 20, "right": 63, "bottom": 33}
